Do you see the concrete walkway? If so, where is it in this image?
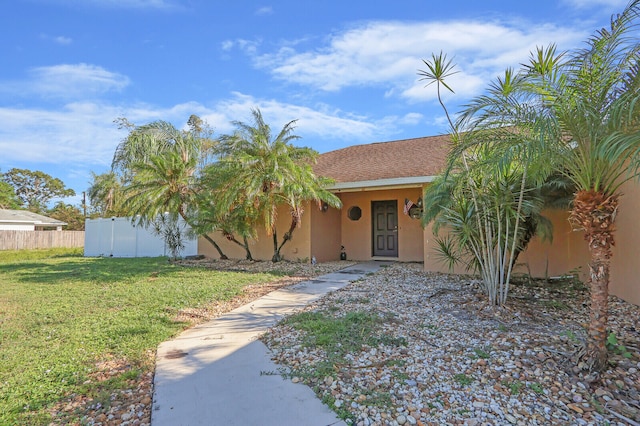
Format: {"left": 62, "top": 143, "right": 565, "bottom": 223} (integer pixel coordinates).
{"left": 151, "top": 262, "right": 385, "bottom": 426}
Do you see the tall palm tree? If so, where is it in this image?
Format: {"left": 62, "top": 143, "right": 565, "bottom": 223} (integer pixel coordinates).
{"left": 116, "top": 119, "right": 228, "bottom": 259}
{"left": 210, "top": 108, "right": 340, "bottom": 262}
{"left": 112, "top": 120, "right": 205, "bottom": 178}
{"left": 195, "top": 164, "right": 260, "bottom": 260}
{"left": 525, "top": 2, "right": 640, "bottom": 372}
{"left": 453, "top": 1, "right": 640, "bottom": 371}
{"left": 87, "top": 171, "right": 126, "bottom": 217}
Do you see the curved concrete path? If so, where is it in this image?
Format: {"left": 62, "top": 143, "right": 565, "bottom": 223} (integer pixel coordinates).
{"left": 151, "top": 262, "right": 386, "bottom": 426}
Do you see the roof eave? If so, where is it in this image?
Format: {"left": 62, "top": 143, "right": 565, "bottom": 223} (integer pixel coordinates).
{"left": 0, "top": 219, "right": 67, "bottom": 226}
{"left": 327, "top": 176, "right": 436, "bottom": 193}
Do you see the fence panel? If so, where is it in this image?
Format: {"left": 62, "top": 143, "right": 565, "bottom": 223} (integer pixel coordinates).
{"left": 0, "top": 231, "right": 85, "bottom": 251}
{"left": 84, "top": 217, "right": 197, "bottom": 258}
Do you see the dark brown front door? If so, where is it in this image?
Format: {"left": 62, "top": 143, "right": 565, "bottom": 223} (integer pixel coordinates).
{"left": 372, "top": 200, "right": 398, "bottom": 257}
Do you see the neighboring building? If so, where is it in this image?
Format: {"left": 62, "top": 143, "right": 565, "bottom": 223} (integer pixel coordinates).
{"left": 198, "top": 135, "right": 639, "bottom": 306}
{"left": 0, "top": 209, "right": 67, "bottom": 231}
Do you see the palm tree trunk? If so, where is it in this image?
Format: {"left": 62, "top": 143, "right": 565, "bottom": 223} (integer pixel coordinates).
{"left": 273, "top": 217, "right": 298, "bottom": 262}
{"left": 243, "top": 236, "right": 253, "bottom": 261}
{"left": 202, "top": 234, "right": 228, "bottom": 260}
{"left": 585, "top": 243, "right": 611, "bottom": 372}
{"left": 178, "top": 209, "right": 228, "bottom": 260}
{"left": 272, "top": 229, "right": 280, "bottom": 262}
{"left": 224, "top": 232, "right": 253, "bottom": 260}
{"left": 572, "top": 190, "right": 618, "bottom": 372}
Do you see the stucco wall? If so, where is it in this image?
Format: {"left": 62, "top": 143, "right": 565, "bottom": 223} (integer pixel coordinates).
{"left": 310, "top": 201, "right": 342, "bottom": 262}
{"left": 423, "top": 210, "right": 590, "bottom": 278}
{"left": 515, "top": 210, "right": 589, "bottom": 280}
{"left": 339, "top": 188, "right": 424, "bottom": 262}
{"left": 610, "top": 180, "right": 640, "bottom": 305}
{"left": 423, "top": 204, "right": 640, "bottom": 306}
{"left": 198, "top": 203, "right": 312, "bottom": 262}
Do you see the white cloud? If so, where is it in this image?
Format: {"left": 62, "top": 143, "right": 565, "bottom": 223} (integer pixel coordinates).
{"left": 220, "top": 39, "right": 261, "bottom": 55}
{"left": 0, "top": 92, "right": 391, "bottom": 174}
{"left": 396, "top": 112, "right": 424, "bottom": 126}
{"left": 562, "top": 0, "right": 627, "bottom": 8}
{"left": 0, "top": 64, "right": 130, "bottom": 100}
{"left": 40, "top": 34, "right": 73, "bottom": 45}
{"left": 54, "top": 36, "right": 72, "bottom": 45}
{"left": 254, "top": 19, "right": 589, "bottom": 102}
{"left": 199, "top": 92, "right": 381, "bottom": 142}
{"left": 255, "top": 6, "right": 273, "bottom": 16}
{"left": 0, "top": 103, "right": 125, "bottom": 167}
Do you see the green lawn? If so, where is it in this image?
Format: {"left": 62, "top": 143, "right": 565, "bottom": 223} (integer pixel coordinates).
{"left": 0, "top": 248, "right": 278, "bottom": 425}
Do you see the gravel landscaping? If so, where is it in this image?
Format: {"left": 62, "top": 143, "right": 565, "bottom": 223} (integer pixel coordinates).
{"left": 262, "top": 263, "right": 640, "bottom": 426}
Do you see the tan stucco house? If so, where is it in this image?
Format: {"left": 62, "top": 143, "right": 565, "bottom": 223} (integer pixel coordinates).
{"left": 199, "top": 135, "right": 640, "bottom": 306}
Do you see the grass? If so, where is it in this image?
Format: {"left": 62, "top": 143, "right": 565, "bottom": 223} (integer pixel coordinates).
{"left": 282, "top": 310, "right": 383, "bottom": 356}
{"left": 453, "top": 373, "right": 474, "bottom": 386}
{"left": 280, "top": 308, "right": 406, "bottom": 420}
{"left": 502, "top": 379, "right": 524, "bottom": 395}
{"left": 472, "top": 346, "right": 491, "bottom": 359}
{"left": 0, "top": 248, "right": 281, "bottom": 425}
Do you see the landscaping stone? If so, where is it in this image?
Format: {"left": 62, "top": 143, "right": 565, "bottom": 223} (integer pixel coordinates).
{"left": 262, "top": 263, "right": 640, "bottom": 426}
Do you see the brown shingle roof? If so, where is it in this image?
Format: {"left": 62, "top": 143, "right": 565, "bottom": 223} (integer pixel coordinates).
{"left": 314, "top": 134, "right": 451, "bottom": 183}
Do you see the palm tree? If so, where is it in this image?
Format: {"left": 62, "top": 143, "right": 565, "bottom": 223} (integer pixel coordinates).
{"left": 87, "top": 171, "right": 127, "bottom": 217}
{"left": 112, "top": 121, "right": 205, "bottom": 177}
{"left": 523, "top": 2, "right": 640, "bottom": 372}
{"left": 116, "top": 119, "right": 228, "bottom": 259}
{"left": 210, "top": 108, "right": 341, "bottom": 262}
{"left": 195, "top": 164, "right": 259, "bottom": 260}
{"left": 449, "top": 1, "right": 640, "bottom": 371}
{"left": 424, "top": 163, "right": 571, "bottom": 277}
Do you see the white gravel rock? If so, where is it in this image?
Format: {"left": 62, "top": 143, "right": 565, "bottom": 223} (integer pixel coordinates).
{"left": 263, "top": 263, "right": 640, "bottom": 425}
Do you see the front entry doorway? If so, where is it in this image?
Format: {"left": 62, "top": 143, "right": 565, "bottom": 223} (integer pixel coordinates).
{"left": 372, "top": 200, "right": 398, "bottom": 257}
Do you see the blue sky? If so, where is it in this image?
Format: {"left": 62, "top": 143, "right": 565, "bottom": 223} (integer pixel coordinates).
{"left": 0, "top": 0, "right": 630, "bottom": 206}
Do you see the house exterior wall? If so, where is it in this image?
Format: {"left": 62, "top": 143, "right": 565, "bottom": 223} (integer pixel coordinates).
{"left": 515, "top": 210, "right": 589, "bottom": 279}
{"left": 422, "top": 210, "right": 590, "bottom": 278}
{"left": 610, "top": 179, "right": 640, "bottom": 305}
{"left": 310, "top": 202, "right": 342, "bottom": 262}
{"left": 422, "top": 204, "right": 640, "bottom": 306}
{"left": 0, "top": 223, "right": 35, "bottom": 231}
{"left": 339, "top": 188, "right": 424, "bottom": 262}
{"left": 198, "top": 203, "right": 312, "bottom": 262}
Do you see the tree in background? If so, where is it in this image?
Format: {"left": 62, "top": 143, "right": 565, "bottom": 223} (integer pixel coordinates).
{"left": 48, "top": 202, "right": 85, "bottom": 230}
{"left": 3, "top": 168, "right": 75, "bottom": 213}
{"left": 86, "top": 171, "right": 127, "bottom": 217}
{"left": 0, "top": 177, "right": 20, "bottom": 209}
{"left": 210, "top": 108, "right": 341, "bottom": 262}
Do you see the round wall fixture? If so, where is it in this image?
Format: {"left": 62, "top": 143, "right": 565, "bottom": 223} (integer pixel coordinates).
{"left": 347, "top": 206, "right": 362, "bottom": 221}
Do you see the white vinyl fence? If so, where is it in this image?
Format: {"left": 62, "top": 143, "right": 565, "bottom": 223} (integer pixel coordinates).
{"left": 84, "top": 217, "right": 197, "bottom": 258}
